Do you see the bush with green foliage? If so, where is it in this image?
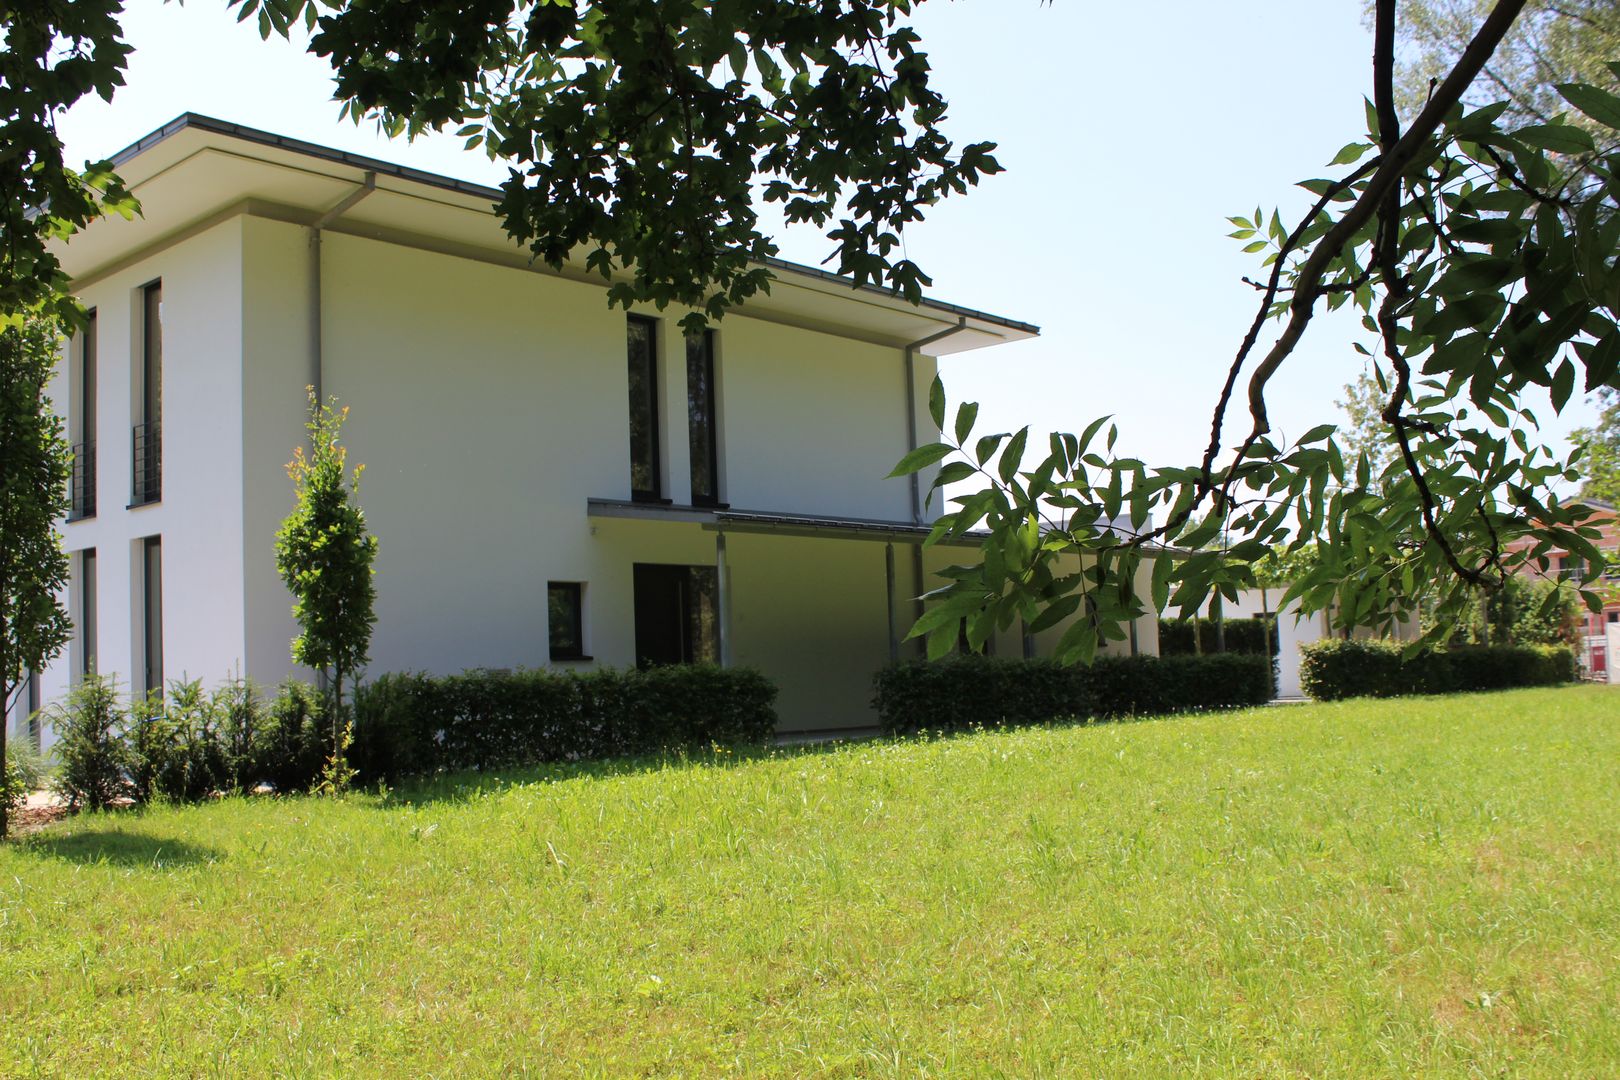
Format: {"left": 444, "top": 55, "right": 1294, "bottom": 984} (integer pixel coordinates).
{"left": 48, "top": 674, "right": 131, "bottom": 811}
{"left": 1157, "top": 617, "right": 1279, "bottom": 656}
{"left": 127, "top": 680, "right": 230, "bottom": 803}
{"left": 872, "top": 653, "right": 1276, "bottom": 737}
{"left": 2, "top": 739, "right": 46, "bottom": 814}
{"left": 351, "top": 666, "right": 778, "bottom": 780}
{"left": 1298, "top": 639, "right": 1577, "bottom": 701}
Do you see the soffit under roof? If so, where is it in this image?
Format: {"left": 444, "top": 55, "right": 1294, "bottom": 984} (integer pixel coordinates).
{"left": 53, "top": 115, "right": 1038, "bottom": 356}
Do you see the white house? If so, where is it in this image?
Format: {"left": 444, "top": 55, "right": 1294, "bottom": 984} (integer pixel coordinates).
{"left": 10, "top": 114, "right": 1162, "bottom": 747}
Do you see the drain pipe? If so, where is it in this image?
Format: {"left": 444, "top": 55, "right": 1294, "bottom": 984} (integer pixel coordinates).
{"left": 901, "top": 317, "right": 972, "bottom": 652}
{"left": 309, "top": 172, "right": 377, "bottom": 399}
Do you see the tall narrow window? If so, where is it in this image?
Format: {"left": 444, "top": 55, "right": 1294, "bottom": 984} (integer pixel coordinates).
{"left": 70, "top": 311, "right": 97, "bottom": 519}
{"left": 548, "top": 582, "right": 586, "bottom": 661}
{"left": 79, "top": 549, "right": 97, "bottom": 678}
{"left": 686, "top": 329, "right": 721, "bottom": 506}
{"left": 23, "top": 670, "right": 41, "bottom": 749}
{"left": 133, "top": 282, "right": 162, "bottom": 505}
{"left": 626, "top": 316, "right": 661, "bottom": 502}
{"left": 141, "top": 537, "right": 163, "bottom": 696}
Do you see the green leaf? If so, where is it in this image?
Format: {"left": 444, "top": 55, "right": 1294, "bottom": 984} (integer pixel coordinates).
{"left": 932, "top": 461, "right": 976, "bottom": 489}
{"left": 927, "top": 375, "right": 945, "bottom": 431}
{"left": 1556, "top": 83, "right": 1620, "bottom": 130}
{"left": 1295, "top": 423, "right": 1336, "bottom": 446}
{"left": 997, "top": 427, "right": 1028, "bottom": 485}
{"left": 954, "top": 401, "right": 979, "bottom": 445}
{"left": 1514, "top": 123, "right": 1594, "bottom": 155}
{"left": 1330, "top": 142, "right": 1373, "bottom": 166}
{"left": 1550, "top": 358, "right": 1575, "bottom": 413}
{"left": 888, "top": 443, "right": 953, "bottom": 478}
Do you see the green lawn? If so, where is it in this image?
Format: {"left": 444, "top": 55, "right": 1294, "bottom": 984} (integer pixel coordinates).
{"left": 3, "top": 686, "right": 1617, "bottom": 1077}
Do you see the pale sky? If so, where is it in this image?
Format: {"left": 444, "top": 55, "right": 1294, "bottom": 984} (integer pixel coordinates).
{"left": 58, "top": 0, "right": 1601, "bottom": 475}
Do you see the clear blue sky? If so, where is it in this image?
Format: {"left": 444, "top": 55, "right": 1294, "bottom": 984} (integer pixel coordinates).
{"left": 59, "top": 0, "right": 1600, "bottom": 472}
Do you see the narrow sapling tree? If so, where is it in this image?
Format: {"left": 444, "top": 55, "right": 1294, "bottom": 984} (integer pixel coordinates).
{"left": 0, "top": 319, "right": 73, "bottom": 837}
{"left": 275, "top": 389, "right": 377, "bottom": 787}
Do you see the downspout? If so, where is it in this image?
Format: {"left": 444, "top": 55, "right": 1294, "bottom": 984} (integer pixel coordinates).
{"left": 901, "top": 317, "right": 971, "bottom": 654}
{"left": 308, "top": 172, "right": 377, "bottom": 399}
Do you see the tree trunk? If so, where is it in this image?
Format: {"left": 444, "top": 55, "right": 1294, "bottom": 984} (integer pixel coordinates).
{"left": 1, "top": 580, "right": 10, "bottom": 840}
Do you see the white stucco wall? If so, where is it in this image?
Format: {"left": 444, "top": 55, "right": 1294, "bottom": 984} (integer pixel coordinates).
{"left": 26, "top": 220, "right": 250, "bottom": 749}
{"left": 231, "top": 223, "right": 948, "bottom": 729}
{"left": 17, "top": 212, "right": 1022, "bottom": 741}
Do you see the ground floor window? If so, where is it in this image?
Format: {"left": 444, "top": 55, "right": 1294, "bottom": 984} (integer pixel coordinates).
{"left": 141, "top": 536, "right": 163, "bottom": 697}
{"left": 632, "top": 563, "right": 718, "bottom": 667}
{"left": 548, "top": 582, "right": 586, "bottom": 661}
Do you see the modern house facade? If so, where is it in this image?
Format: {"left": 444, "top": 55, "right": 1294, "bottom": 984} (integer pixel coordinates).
{"left": 8, "top": 115, "right": 1164, "bottom": 748}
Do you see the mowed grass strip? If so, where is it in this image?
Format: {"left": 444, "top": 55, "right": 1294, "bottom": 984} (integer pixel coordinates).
{"left": 2, "top": 686, "right": 1617, "bottom": 1077}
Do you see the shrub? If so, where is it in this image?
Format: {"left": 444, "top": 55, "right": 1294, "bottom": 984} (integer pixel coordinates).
{"left": 351, "top": 665, "right": 778, "bottom": 781}
{"left": 49, "top": 674, "right": 131, "bottom": 811}
{"left": 872, "top": 653, "right": 1275, "bottom": 736}
{"left": 128, "top": 680, "right": 230, "bottom": 803}
{"left": 250, "top": 679, "right": 328, "bottom": 793}
{"left": 1298, "top": 639, "right": 1578, "bottom": 701}
{"left": 3, "top": 739, "right": 46, "bottom": 814}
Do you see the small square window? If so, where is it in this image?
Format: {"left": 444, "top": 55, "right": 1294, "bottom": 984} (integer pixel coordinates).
{"left": 548, "top": 582, "right": 586, "bottom": 661}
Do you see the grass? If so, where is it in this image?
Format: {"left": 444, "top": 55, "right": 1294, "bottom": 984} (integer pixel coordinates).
{"left": 2, "top": 686, "right": 1618, "bottom": 1077}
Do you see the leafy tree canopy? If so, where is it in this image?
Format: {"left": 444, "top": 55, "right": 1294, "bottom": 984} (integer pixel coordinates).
{"left": 894, "top": 0, "right": 1620, "bottom": 662}
{"left": 1386, "top": 0, "right": 1620, "bottom": 138}
{"left": 0, "top": 0, "right": 138, "bottom": 329}
{"left": 1569, "top": 388, "right": 1620, "bottom": 502}
{"left": 237, "top": 0, "right": 1000, "bottom": 330}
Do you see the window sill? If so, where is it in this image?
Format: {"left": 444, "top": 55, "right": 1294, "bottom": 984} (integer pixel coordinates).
{"left": 66, "top": 512, "right": 97, "bottom": 523}
{"left": 126, "top": 497, "right": 162, "bottom": 510}
{"left": 550, "top": 654, "right": 594, "bottom": 663}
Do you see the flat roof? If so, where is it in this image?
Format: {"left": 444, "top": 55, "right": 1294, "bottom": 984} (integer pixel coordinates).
{"left": 105, "top": 112, "right": 1040, "bottom": 339}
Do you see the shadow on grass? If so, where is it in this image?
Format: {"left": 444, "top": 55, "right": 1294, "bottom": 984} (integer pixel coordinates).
{"left": 374, "top": 713, "right": 1177, "bottom": 808}
{"left": 19, "top": 826, "right": 223, "bottom": 869}
{"left": 376, "top": 734, "right": 889, "bottom": 808}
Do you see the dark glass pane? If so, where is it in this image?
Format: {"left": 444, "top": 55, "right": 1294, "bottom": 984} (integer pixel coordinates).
{"left": 686, "top": 566, "right": 718, "bottom": 664}
{"left": 548, "top": 583, "right": 582, "bottom": 659}
{"left": 81, "top": 549, "right": 97, "bottom": 677}
{"left": 83, "top": 310, "right": 97, "bottom": 437}
{"left": 687, "top": 330, "right": 718, "bottom": 503}
{"left": 143, "top": 283, "right": 162, "bottom": 427}
{"left": 627, "top": 318, "right": 659, "bottom": 498}
{"left": 144, "top": 538, "right": 163, "bottom": 695}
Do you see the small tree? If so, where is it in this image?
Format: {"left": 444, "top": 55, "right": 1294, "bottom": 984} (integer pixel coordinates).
{"left": 275, "top": 389, "right": 376, "bottom": 781}
{"left": 0, "top": 318, "right": 73, "bottom": 837}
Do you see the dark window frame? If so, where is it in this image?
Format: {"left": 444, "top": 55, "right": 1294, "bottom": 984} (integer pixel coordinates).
{"left": 79, "top": 548, "right": 97, "bottom": 679}
{"left": 626, "top": 315, "right": 663, "bottom": 503}
{"left": 131, "top": 281, "right": 162, "bottom": 507}
{"left": 631, "top": 563, "right": 719, "bottom": 668}
{"left": 70, "top": 311, "right": 98, "bottom": 520}
{"left": 686, "top": 328, "right": 723, "bottom": 507}
{"left": 141, "top": 536, "right": 163, "bottom": 697}
{"left": 547, "top": 581, "right": 588, "bottom": 661}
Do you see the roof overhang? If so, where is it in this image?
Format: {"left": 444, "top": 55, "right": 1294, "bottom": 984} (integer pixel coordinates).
{"left": 587, "top": 498, "right": 988, "bottom": 547}
{"left": 54, "top": 113, "right": 1038, "bottom": 356}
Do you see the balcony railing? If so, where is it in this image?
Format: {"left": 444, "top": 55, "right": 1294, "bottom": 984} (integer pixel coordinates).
{"left": 131, "top": 421, "right": 161, "bottom": 506}
{"left": 69, "top": 440, "right": 96, "bottom": 520}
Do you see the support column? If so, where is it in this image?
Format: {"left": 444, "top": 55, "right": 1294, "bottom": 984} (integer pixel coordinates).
{"left": 885, "top": 543, "right": 899, "bottom": 663}
{"left": 716, "top": 530, "right": 732, "bottom": 667}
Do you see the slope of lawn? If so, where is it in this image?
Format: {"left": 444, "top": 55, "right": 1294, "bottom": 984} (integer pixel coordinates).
{"left": 2, "top": 685, "right": 1617, "bottom": 1077}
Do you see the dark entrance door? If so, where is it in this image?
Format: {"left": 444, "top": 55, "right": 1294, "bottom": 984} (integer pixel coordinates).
{"left": 633, "top": 563, "right": 719, "bottom": 667}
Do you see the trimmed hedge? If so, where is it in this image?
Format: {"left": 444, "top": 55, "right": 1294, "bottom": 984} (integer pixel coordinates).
{"left": 350, "top": 665, "right": 778, "bottom": 780}
{"left": 872, "top": 653, "right": 1275, "bottom": 736}
{"left": 1158, "top": 617, "right": 1278, "bottom": 657}
{"left": 1298, "top": 639, "right": 1578, "bottom": 701}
